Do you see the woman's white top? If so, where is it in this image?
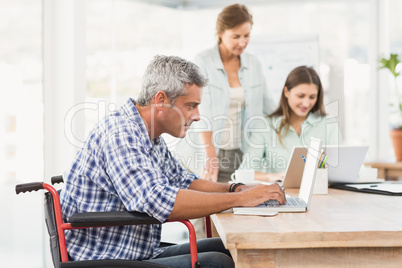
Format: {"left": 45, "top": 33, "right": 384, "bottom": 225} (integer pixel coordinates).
{"left": 219, "top": 86, "right": 245, "bottom": 150}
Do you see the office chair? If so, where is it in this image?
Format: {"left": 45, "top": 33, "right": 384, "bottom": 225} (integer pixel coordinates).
{"left": 16, "top": 176, "right": 210, "bottom": 268}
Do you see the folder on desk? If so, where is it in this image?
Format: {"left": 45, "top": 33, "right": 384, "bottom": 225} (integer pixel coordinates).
{"left": 330, "top": 182, "right": 402, "bottom": 196}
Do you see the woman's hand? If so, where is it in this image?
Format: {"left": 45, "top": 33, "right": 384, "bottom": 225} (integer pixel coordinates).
{"left": 201, "top": 155, "right": 219, "bottom": 182}
{"left": 199, "top": 131, "right": 219, "bottom": 182}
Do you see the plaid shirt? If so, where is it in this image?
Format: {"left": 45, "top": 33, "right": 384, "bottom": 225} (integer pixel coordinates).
{"left": 60, "top": 99, "right": 197, "bottom": 261}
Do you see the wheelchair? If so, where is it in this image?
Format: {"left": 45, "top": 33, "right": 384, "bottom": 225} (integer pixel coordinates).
{"left": 16, "top": 176, "right": 212, "bottom": 268}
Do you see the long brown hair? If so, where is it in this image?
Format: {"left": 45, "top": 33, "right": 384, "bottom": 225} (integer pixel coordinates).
{"left": 270, "top": 66, "right": 326, "bottom": 144}
{"left": 216, "top": 4, "right": 253, "bottom": 44}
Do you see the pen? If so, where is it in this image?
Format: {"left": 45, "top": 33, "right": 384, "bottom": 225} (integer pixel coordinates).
{"left": 317, "top": 150, "right": 324, "bottom": 167}
{"left": 302, "top": 155, "right": 306, "bottom": 163}
{"left": 319, "top": 154, "right": 328, "bottom": 168}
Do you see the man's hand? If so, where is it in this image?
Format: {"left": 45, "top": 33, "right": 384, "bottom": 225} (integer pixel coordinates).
{"left": 235, "top": 183, "right": 286, "bottom": 207}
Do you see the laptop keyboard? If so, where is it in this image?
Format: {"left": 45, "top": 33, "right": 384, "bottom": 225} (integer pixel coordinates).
{"left": 263, "top": 197, "right": 304, "bottom": 207}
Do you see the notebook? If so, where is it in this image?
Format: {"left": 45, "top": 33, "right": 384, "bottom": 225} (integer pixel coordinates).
{"left": 233, "top": 137, "right": 323, "bottom": 213}
{"left": 330, "top": 182, "right": 402, "bottom": 196}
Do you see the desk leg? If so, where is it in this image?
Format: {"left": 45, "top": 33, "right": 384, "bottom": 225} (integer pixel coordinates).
{"left": 376, "top": 167, "right": 386, "bottom": 179}
{"left": 230, "top": 249, "right": 275, "bottom": 268}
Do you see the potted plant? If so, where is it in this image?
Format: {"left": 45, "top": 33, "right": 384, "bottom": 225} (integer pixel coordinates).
{"left": 379, "top": 53, "right": 402, "bottom": 161}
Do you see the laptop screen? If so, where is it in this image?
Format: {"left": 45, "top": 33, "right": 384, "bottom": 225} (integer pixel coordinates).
{"left": 324, "top": 145, "right": 369, "bottom": 183}
{"left": 299, "top": 137, "right": 322, "bottom": 204}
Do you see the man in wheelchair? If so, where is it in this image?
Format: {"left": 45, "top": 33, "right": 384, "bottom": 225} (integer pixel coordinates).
{"left": 60, "top": 55, "right": 286, "bottom": 267}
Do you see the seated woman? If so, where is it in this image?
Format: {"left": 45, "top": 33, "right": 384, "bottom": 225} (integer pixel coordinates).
{"left": 241, "top": 66, "right": 341, "bottom": 182}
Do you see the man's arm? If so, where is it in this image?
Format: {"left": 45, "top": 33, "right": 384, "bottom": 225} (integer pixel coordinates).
{"left": 168, "top": 182, "right": 285, "bottom": 220}
{"left": 187, "top": 178, "right": 230, "bottom": 192}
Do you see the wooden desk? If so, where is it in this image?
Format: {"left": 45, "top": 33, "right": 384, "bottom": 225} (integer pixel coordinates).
{"left": 365, "top": 162, "right": 402, "bottom": 180}
{"left": 211, "top": 189, "right": 402, "bottom": 267}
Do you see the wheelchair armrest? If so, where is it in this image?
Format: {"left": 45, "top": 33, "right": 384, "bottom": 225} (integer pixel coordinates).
{"left": 68, "top": 211, "right": 162, "bottom": 227}
{"left": 15, "top": 182, "right": 44, "bottom": 194}
{"left": 51, "top": 175, "right": 64, "bottom": 185}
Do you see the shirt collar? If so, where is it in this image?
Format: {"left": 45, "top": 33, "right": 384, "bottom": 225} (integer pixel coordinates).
{"left": 124, "top": 99, "right": 160, "bottom": 151}
{"left": 304, "top": 112, "right": 323, "bottom": 126}
{"left": 212, "top": 44, "right": 249, "bottom": 71}
{"left": 270, "top": 112, "right": 322, "bottom": 133}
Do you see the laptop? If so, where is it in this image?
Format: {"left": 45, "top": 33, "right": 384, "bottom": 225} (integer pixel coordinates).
{"left": 281, "top": 145, "right": 370, "bottom": 187}
{"left": 233, "top": 137, "right": 323, "bottom": 213}
{"left": 325, "top": 145, "right": 369, "bottom": 183}
{"left": 281, "top": 146, "right": 308, "bottom": 188}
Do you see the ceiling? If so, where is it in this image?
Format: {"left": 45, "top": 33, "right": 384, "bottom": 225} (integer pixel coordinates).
{"left": 133, "top": 0, "right": 283, "bottom": 10}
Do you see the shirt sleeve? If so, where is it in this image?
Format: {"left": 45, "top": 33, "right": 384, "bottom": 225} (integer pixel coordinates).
{"left": 103, "top": 132, "right": 190, "bottom": 223}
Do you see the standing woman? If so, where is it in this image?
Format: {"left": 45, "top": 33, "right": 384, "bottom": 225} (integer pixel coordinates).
{"left": 182, "top": 4, "right": 272, "bottom": 182}
{"left": 241, "top": 66, "right": 341, "bottom": 182}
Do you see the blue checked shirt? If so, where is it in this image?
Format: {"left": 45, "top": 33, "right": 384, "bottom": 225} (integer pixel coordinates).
{"left": 60, "top": 98, "right": 197, "bottom": 261}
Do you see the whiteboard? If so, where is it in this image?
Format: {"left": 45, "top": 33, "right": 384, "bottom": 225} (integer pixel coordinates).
{"left": 247, "top": 35, "right": 320, "bottom": 105}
